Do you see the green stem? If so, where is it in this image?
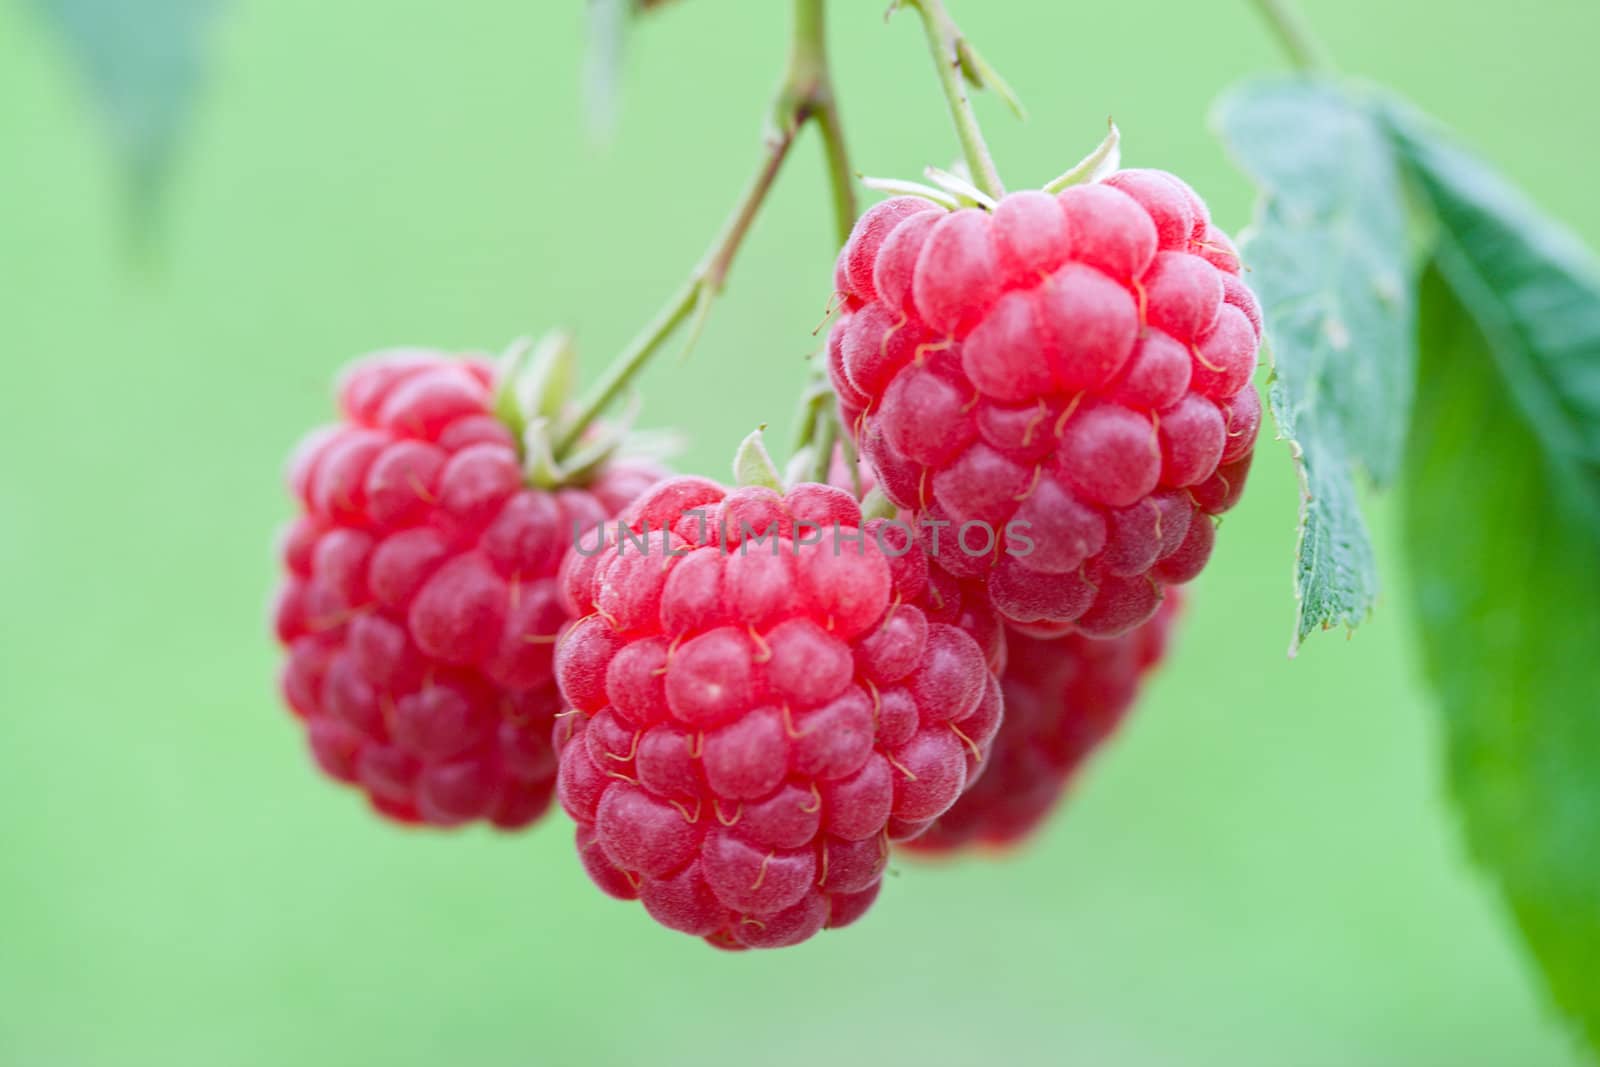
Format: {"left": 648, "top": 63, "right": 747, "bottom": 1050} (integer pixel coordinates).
{"left": 901, "top": 0, "right": 1004, "bottom": 200}
{"left": 551, "top": 278, "right": 698, "bottom": 457}
{"left": 790, "top": 0, "right": 856, "bottom": 483}
{"left": 806, "top": 402, "right": 840, "bottom": 484}
{"left": 700, "top": 127, "right": 797, "bottom": 295}
{"left": 555, "top": 0, "right": 858, "bottom": 458}
{"left": 786, "top": 0, "right": 857, "bottom": 246}
{"left": 814, "top": 101, "right": 857, "bottom": 247}
{"left": 1250, "top": 0, "right": 1330, "bottom": 72}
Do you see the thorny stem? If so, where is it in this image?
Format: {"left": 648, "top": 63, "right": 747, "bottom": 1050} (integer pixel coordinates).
{"left": 1249, "top": 0, "right": 1331, "bottom": 73}
{"left": 898, "top": 0, "right": 1004, "bottom": 201}
{"left": 555, "top": 0, "right": 857, "bottom": 457}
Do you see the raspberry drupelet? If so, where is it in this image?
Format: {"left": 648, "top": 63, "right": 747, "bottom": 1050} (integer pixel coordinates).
{"left": 904, "top": 595, "right": 1180, "bottom": 854}
{"left": 827, "top": 171, "right": 1262, "bottom": 636}
{"left": 274, "top": 350, "right": 659, "bottom": 829}
{"left": 553, "top": 476, "right": 1002, "bottom": 948}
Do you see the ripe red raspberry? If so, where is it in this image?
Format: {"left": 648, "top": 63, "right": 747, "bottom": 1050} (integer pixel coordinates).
{"left": 554, "top": 476, "right": 1002, "bottom": 948}
{"left": 904, "top": 594, "right": 1180, "bottom": 854}
{"left": 274, "top": 349, "right": 659, "bottom": 828}
{"left": 827, "top": 172, "right": 1262, "bottom": 636}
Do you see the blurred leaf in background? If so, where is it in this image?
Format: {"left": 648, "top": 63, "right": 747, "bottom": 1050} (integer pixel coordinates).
{"left": 1394, "top": 108, "right": 1600, "bottom": 1052}
{"left": 32, "top": 0, "right": 226, "bottom": 236}
{"left": 1406, "top": 264, "right": 1600, "bottom": 1056}
{"left": 584, "top": 0, "right": 628, "bottom": 139}
{"left": 583, "top": 0, "right": 682, "bottom": 141}
{"left": 1388, "top": 103, "right": 1600, "bottom": 523}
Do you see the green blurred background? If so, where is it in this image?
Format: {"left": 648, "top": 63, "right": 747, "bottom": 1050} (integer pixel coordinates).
{"left": 3, "top": 1, "right": 1597, "bottom": 1063}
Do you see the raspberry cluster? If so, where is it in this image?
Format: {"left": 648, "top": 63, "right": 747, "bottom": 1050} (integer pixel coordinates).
{"left": 905, "top": 595, "right": 1180, "bottom": 853}
{"left": 827, "top": 172, "right": 1261, "bottom": 636}
{"left": 270, "top": 158, "right": 1253, "bottom": 951}
{"left": 554, "top": 476, "right": 1001, "bottom": 948}
{"left": 274, "top": 351, "right": 656, "bottom": 827}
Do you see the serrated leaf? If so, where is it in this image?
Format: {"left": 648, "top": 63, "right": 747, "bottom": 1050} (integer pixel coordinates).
{"left": 1405, "top": 265, "right": 1600, "bottom": 1051}
{"left": 33, "top": 0, "right": 225, "bottom": 233}
{"left": 1385, "top": 102, "right": 1600, "bottom": 525}
{"left": 1214, "top": 77, "right": 1416, "bottom": 651}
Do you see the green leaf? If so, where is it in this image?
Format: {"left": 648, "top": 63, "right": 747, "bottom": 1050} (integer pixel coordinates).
{"left": 1385, "top": 102, "right": 1600, "bottom": 524}
{"left": 33, "top": 0, "right": 225, "bottom": 230}
{"left": 1405, "top": 266, "right": 1600, "bottom": 1051}
{"left": 1389, "top": 107, "right": 1600, "bottom": 1050}
{"left": 1213, "top": 77, "right": 1416, "bottom": 652}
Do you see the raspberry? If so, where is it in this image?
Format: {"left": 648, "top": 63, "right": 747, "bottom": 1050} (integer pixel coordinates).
{"left": 828, "top": 172, "right": 1262, "bottom": 636}
{"left": 274, "top": 349, "right": 659, "bottom": 829}
{"left": 554, "top": 476, "right": 1002, "bottom": 948}
{"left": 904, "top": 594, "right": 1180, "bottom": 853}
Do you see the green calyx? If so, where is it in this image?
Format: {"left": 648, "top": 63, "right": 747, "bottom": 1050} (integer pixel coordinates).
{"left": 494, "top": 330, "right": 655, "bottom": 491}
{"left": 1043, "top": 121, "right": 1122, "bottom": 193}
{"left": 733, "top": 426, "right": 785, "bottom": 492}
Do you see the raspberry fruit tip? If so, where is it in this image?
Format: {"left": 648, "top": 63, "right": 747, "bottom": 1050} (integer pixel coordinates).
{"left": 274, "top": 348, "right": 662, "bottom": 829}
{"left": 904, "top": 594, "right": 1180, "bottom": 854}
{"left": 827, "top": 162, "right": 1262, "bottom": 637}
{"left": 554, "top": 471, "right": 1006, "bottom": 948}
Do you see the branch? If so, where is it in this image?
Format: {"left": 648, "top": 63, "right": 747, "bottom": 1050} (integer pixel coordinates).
{"left": 554, "top": 0, "right": 859, "bottom": 457}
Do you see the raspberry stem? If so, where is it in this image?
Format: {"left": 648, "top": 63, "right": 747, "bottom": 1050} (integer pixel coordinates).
{"left": 789, "top": 0, "right": 858, "bottom": 248}
{"left": 789, "top": 375, "right": 852, "bottom": 489}
{"left": 896, "top": 0, "right": 1006, "bottom": 202}
{"left": 553, "top": 0, "right": 857, "bottom": 458}
{"left": 804, "top": 393, "right": 843, "bottom": 484}
{"left": 1249, "top": 0, "right": 1331, "bottom": 72}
